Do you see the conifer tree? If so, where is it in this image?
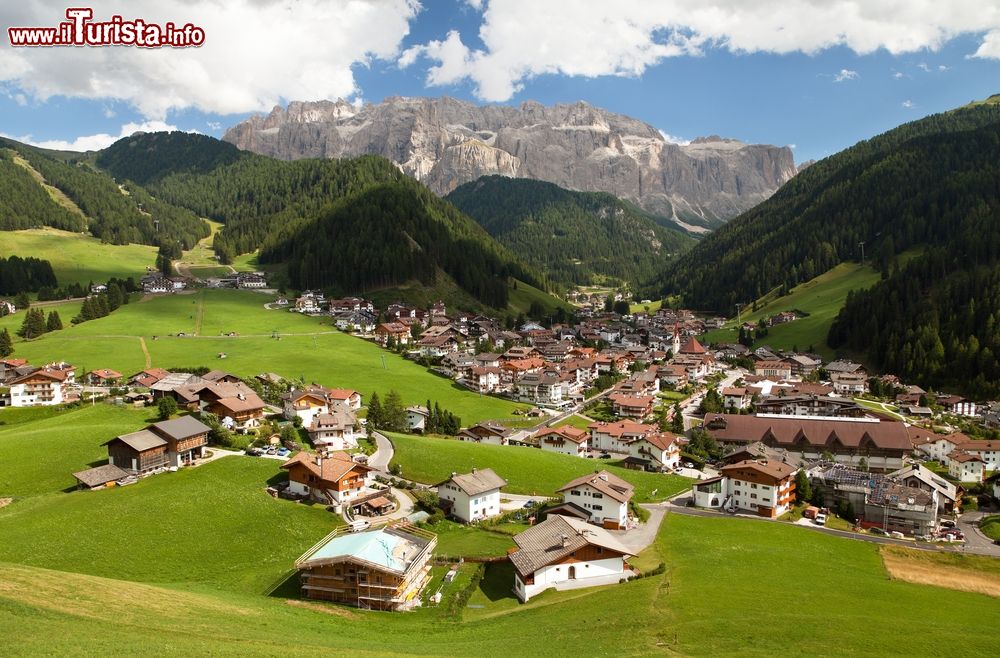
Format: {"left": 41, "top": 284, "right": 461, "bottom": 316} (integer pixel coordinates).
{"left": 46, "top": 310, "right": 63, "bottom": 332}
{"left": 0, "top": 328, "right": 13, "bottom": 357}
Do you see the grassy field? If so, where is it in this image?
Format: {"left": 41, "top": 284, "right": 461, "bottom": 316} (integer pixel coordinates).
{"left": 0, "top": 228, "right": 156, "bottom": 287}
{"left": 432, "top": 520, "right": 519, "bottom": 558}
{"left": 701, "top": 261, "right": 881, "bottom": 357}
{"left": 507, "top": 278, "right": 574, "bottom": 317}
{"left": 1, "top": 290, "right": 526, "bottom": 424}
{"left": 386, "top": 432, "right": 691, "bottom": 502}
{"left": 0, "top": 404, "right": 154, "bottom": 498}
{"left": 629, "top": 299, "right": 663, "bottom": 314}
{"left": 2, "top": 508, "right": 999, "bottom": 656}
{"left": 982, "top": 515, "right": 1000, "bottom": 541}
{"left": 880, "top": 544, "right": 1000, "bottom": 598}
{"left": 552, "top": 413, "right": 594, "bottom": 430}
{"left": 0, "top": 457, "right": 338, "bottom": 595}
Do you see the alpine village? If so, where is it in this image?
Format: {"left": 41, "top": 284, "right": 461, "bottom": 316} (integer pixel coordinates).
{"left": 2, "top": 6, "right": 1000, "bottom": 657}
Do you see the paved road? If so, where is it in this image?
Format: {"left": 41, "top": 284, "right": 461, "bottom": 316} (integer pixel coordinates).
{"left": 369, "top": 431, "right": 394, "bottom": 473}
{"left": 617, "top": 505, "right": 667, "bottom": 554}
{"left": 959, "top": 510, "right": 998, "bottom": 553}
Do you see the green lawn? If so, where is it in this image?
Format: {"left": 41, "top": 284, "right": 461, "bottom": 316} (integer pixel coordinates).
{"left": 0, "top": 457, "right": 339, "bottom": 595}
{"left": 982, "top": 515, "right": 1000, "bottom": 541}
{"left": 701, "top": 261, "right": 882, "bottom": 357}
{"left": 386, "top": 432, "right": 691, "bottom": 502}
{"left": 0, "top": 228, "right": 156, "bottom": 287}
{"left": 553, "top": 413, "right": 593, "bottom": 430}
{"left": 0, "top": 404, "right": 155, "bottom": 498}
{"left": 432, "top": 520, "right": 518, "bottom": 558}
{"left": 629, "top": 299, "right": 663, "bottom": 314}
{"left": 2, "top": 290, "right": 526, "bottom": 424}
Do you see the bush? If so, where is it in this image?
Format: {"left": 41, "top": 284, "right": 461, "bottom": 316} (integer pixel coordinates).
{"left": 629, "top": 500, "right": 650, "bottom": 523}
{"left": 445, "top": 564, "right": 486, "bottom": 617}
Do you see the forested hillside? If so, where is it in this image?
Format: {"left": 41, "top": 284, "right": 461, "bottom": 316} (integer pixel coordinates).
{"left": 0, "top": 255, "right": 57, "bottom": 295}
{"left": 0, "top": 137, "right": 209, "bottom": 249}
{"left": 97, "top": 133, "right": 545, "bottom": 309}
{"left": 446, "top": 176, "right": 694, "bottom": 286}
{"left": 0, "top": 149, "right": 86, "bottom": 232}
{"left": 652, "top": 101, "right": 1000, "bottom": 312}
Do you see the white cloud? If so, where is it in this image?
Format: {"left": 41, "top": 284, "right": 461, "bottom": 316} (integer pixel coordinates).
{"left": 405, "top": 1, "right": 1000, "bottom": 101}
{"left": 0, "top": 1, "right": 420, "bottom": 119}
{"left": 892, "top": 71, "right": 907, "bottom": 79}
{"left": 658, "top": 129, "right": 690, "bottom": 145}
{"left": 938, "top": 64, "right": 950, "bottom": 71}
{"left": 918, "top": 62, "right": 932, "bottom": 72}
{"left": 102, "top": 106, "right": 116, "bottom": 119}
{"left": 788, "top": 143, "right": 797, "bottom": 150}
{"left": 1, "top": 120, "right": 188, "bottom": 152}
{"left": 834, "top": 69, "right": 859, "bottom": 82}
{"left": 902, "top": 99, "right": 915, "bottom": 108}
{"left": 206, "top": 121, "right": 221, "bottom": 131}
{"left": 13, "top": 93, "right": 27, "bottom": 106}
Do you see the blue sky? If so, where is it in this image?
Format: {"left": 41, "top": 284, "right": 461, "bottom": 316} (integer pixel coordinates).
{"left": 1, "top": 1, "right": 999, "bottom": 163}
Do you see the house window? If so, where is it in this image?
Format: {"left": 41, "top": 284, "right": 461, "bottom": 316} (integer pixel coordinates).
{"left": 750, "top": 494, "right": 757, "bottom": 500}
{"left": 596, "top": 547, "right": 603, "bottom": 555}
{"left": 750, "top": 483, "right": 757, "bottom": 489}
{"left": 591, "top": 492, "right": 603, "bottom": 499}
{"left": 570, "top": 490, "right": 579, "bottom": 496}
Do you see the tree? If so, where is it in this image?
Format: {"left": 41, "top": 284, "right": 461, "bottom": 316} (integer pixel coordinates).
{"left": 613, "top": 300, "right": 630, "bottom": 316}
{"left": 795, "top": 469, "right": 812, "bottom": 504}
{"left": 17, "top": 308, "right": 46, "bottom": 339}
{"left": 382, "top": 390, "right": 406, "bottom": 432}
{"left": 45, "top": 310, "right": 63, "bottom": 332}
{"left": 858, "top": 457, "right": 869, "bottom": 472}
{"left": 13, "top": 292, "right": 29, "bottom": 309}
{"left": 670, "top": 402, "right": 684, "bottom": 433}
{"left": 366, "top": 392, "right": 382, "bottom": 433}
{"left": 0, "top": 328, "right": 12, "bottom": 357}
{"left": 157, "top": 396, "right": 177, "bottom": 421}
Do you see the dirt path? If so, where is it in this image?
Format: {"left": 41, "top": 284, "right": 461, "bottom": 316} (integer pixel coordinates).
{"left": 138, "top": 337, "right": 151, "bottom": 369}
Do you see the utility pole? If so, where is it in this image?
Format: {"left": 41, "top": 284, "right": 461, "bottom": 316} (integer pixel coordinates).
{"left": 858, "top": 241, "right": 865, "bottom": 264}
{"left": 735, "top": 303, "right": 744, "bottom": 324}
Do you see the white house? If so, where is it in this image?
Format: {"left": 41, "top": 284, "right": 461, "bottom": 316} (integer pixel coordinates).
{"left": 588, "top": 421, "right": 655, "bottom": 454}
{"left": 309, "top": 408, "right": 360, "bottom": 451}
{"left": 957, "top": 439, "right": 1000, "bottom": 472}
{"left": 510, "top": 515, "right": 633, "bottom": 603}
{"left": 535, "top": 426, "right": 589, "bottom": 457}
{"left": 7, "top": 369, "right": 68, "bottom": 407}
{"left": 692, "top": 459, "right": 797, "bottom": 518}
{"left": 552, "top": 470, "right": 634, "bottom": 530}
{"left": 406, "top": 406, "right": 429, "bottom": 433}
{"left": 469, "top": 367, "right": 501, "bottom": 393}
{"left": 948, "top": 451, "right": 985, "bottom": 483}
{"left": 283, "top": 388, "right": 332, "bottom": 427}
{"left": 437, "top": 468, "right": 507, "bottom": 523}
{"left": 629, "top": 432, "right": 681, "bottom": 471}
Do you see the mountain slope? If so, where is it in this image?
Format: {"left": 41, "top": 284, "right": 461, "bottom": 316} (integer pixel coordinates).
{"left": 653, "top": 102, "right": 1000, "bottom": 313}
{"left": 446, "top": 176, "right": 695, "bottom": 286}
{"left": 654, "top": 100, "right": 1000, "bottom": 396}
{"left": 0, "top": 137, "right": 209, "bottom": 249}
{"left": 98, "top": 132, "right": 546, "bottom": 310}
{"left": 222, "top": 96, "right": 797, "bottom": 228}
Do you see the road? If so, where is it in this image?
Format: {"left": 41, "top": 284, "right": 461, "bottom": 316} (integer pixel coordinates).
{"left": 681, "top": 369, "right": 744, "bottom": 430}
{"left": 369, "top": 431, "right": 394, "bottom": 474}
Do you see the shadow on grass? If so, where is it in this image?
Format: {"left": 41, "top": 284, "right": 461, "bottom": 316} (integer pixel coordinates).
{"left": 477, "top": 561, "right": 518, "bottom": 603}
{"left": 264, "top": 569, "right": 302, "bottom": 599}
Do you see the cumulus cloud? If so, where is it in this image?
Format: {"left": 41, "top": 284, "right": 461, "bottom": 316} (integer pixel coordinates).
{"left": 1, "top": 1, "right": 420, "bottom": 119}
{"left": 1, "top": 120, "right": 188, "bottom": 152}
{"left": 902, "top": 99, "right": 915, "bottom": 108}
{"left": 402, "top": 0, "right": 1000, "bottom": 101}
{"left": 206, "top": 121, "right": 221, "bottom": 131}
{"left": 834, "top": 69, "right": 859, "bottom": 82}
{"left": 892, "top": 71, "right": 907, "bottom": 79}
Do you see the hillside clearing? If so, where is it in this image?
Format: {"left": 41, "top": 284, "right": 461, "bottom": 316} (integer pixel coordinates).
{"left": 880, "top": 545, "right": 1000, "bottom": 598}
{"left": 0, "top": 228, "right": 156, "bottom": 287}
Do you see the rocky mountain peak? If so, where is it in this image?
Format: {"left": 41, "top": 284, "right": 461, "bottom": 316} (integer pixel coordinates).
{"left": 223, "top": 96, "right": 797, "bottom": 229}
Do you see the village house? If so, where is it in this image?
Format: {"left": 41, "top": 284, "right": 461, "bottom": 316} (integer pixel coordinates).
{"left": 0, "top": 299, "right": 16, "bottom": 315}
{"left": 702, "top": 413, "right": 912, "bottom": 471}
{"left": 948, "top": 451, "right": 985, "bottom": 482}
{"left": 85, "top": 369, "right": 123, "bottom": 386}
{"left": 468, "top": 366, "right": 502, "bottom": 393}
{"left": 235, "top": 272, "right": 267, "bottom": 289}
{"left": 328, "top": 297, "right": 375, "bottom": 314}
{"left": 6, "top": 367, "right": 68, "bottom": 407}
{"left": 295, "top": 290, "right": 326, "bottom": 313}
{"left": 550, "top": 470, "right": 635, "bottom": 530}
{"left": 754, "top": 360, "right": 793, "bottom": 380}
{"left": 889, "top": 464, "right": 961, "bottom": 513}
{"left": 722, "top": 387, "right": 751, "bottom": 411}
{"left": 72, "top": 463, "right": 129, "bottom": 490}
{"left": 628, "top": 432, "right": 682, "bottom": 471}
{"left": 693, "top": 459, "right": 797, "bottom": 518}
{"left": 375, "top": 322, "right": 410, "bottom": 347}
{"left": 830, "top": 372, "right": 868, "bottom": 396}
{"left": 141, "top": 274, "right": 172, "bottom": 294}
{"left": 333, "top": 310, "right": 378, "bottom": 333}
{"left": 608, "top": 392, "right": 656, "bottom": 420}
{"left": 457, "top": 422, "right": 522, "bottom": 446}
{"left": 129, "top": 367, "right": 171, "bottom": 388}
{"left": 103, "top": 429, "right": 169, "bottom": 476}
{"left": 754, "top": 395, "right": 865, "bottom": 418}
{"left": 510, "top": 515, "right": 633, "bottom": 603}
{"left": 281, "top": 451, "right": 378, "bottom": 511}
{"left": 207, "top": 391, "right": 265, "bottom": 432}
{"left": 936, "top": 395, "right": 977, "bottom": 417}
{"left": 535, "top": 426, "right": 590, "bottom": 457}
{"left": 810, "top": 466, "right": 938, "bottom": 536}
{"left": 405, "top": 406, "right": 429, "bottom": 433}
{"left": 588, "top": 420, "right": 655, "bottom": 454}
{"left": 516, "top": 371, "right": 567, "bottom": 406}
{"left": 294, "top": 523, "right": 436, "bottom": 611}
{"left": 783, "top": 354, "right": 822, "bottom": 376}
{"left": 310, "top": 407, "right": 361, "bottom": 451}
{"left": 284, "top": 388, "right": 334, "bottom": 427}
{"left": 437, "top": 468, "right": 507, "bottom": 523}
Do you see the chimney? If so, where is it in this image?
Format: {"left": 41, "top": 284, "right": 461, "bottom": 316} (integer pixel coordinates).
{"left": 561, "top": 534, "right": 569, "bottom": 548}
{"left": 471, "top": 467, "right": 477, "bottom": 474}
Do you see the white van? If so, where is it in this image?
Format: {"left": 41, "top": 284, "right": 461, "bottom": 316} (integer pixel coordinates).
{"left": 813, "top": 513, "right": 827, "bottom": 526}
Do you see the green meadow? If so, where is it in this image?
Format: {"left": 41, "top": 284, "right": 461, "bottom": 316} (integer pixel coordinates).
{"left": 2, "top": 289, "right": 527, "bottom": 423}
{"left": 701, "top": 261, "right": 881, "bottom": 357}
{"left": 386, "top": 431, "right": 691, "bottom": 501}
{"left": 0, "top": 227, "right": 157, "bottom": 287}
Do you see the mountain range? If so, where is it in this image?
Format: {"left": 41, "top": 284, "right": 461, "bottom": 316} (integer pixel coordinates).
{"left": 223, "top": 96, "right": 797, "bottom": 230}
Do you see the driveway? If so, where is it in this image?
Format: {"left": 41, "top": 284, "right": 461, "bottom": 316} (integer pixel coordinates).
{"left": 614, "top": 505, "right": 667, "bottom": 554}
{"left": 369, "top": 431, "right": 394, "bottom": 473}
{"left": 959, "top": 510, "right": 998, "bottom": 553}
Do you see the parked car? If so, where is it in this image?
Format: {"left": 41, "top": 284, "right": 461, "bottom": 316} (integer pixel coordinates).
{"left": 683, "top": 461, "right": 695, "bottom": 468}
{"left": 941, "top": 520, "right": 957, "bottom": 529}
{"left": 813, "top": 513, "right": 827, "bottom": 526}
{"left": 869, "top": 527, "right": 887, "bottom": 536}
{"left": 599, "top": 453, "right": 611, "bottom": 459}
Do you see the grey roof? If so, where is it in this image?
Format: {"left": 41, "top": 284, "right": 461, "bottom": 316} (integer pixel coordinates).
{"left": 149, "top": 373, "right": 199, "bottom": 391}
{"left": 150, "top": 415, "right": 211, "bottom": 441}
{"left": 107, "top": 429, "right": 166, "bottom": 452}
{"left": 73, "top": 463, "right": 129, "bottom": 487}
{"left": 557, "top": 470, "right": 634, "bottom": 503}
{"left": 509, "top": 515, "right": 632, "bottom": 577}
{"left": 889, "top": 464, "right": 959, "bottom": 502}
{"left": 439, "top": 468, "right": 507, "bottom": 496}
